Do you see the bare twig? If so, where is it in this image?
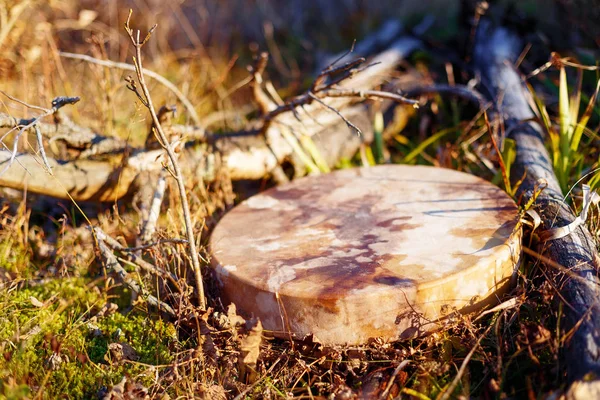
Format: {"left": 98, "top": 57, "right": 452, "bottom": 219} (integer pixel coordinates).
{"left": 317, "top": 88, "right": 418, "bottom": 104}
{"left": 0, "top": 93, "right": 80, "bottom": 176}
{"left": 94, "top": 226, "right": 183, "bottom": 289}
{"left": 316, "top": 19, "right": 405, "bottom": 71}
{"left": 312, "top": 57, "right": 365, "bottom": 91}
{"left": 97, "top": 230, "right": 188, "bottom": 253}
{"left": 139, "top": 170, "right": 168, "bottom": 245}
{"left": 33, "top": 125, "right": 51, "bottom": 171}
{"left": 439, "top": 325, "right": 493, "bottom": 400}
{"left": 249, "top": 52, "right": 277, "bottom": 115}
{"left": 259, "top": 57, "right": 418, "bottom": 134}
{"left": 379, "top": 360, "right": 411, "bottom": 400}
{"left": 525, "top": 51, "right": 600, "bottom": 81}
{"left": 96, "top": 235, "right": 176, "bottom": 317}
{"left": 124, "top": 11, "right": 206, "bottom": 310}
{"left": 403, "top": 84, "right": 489, "bottom": 109}
{"left": 0, "top": 109, "right": 127, "bottom": 158}
{"left": 0, "top": 89, "right": 47, "bottom": 112}
{"left": 59, "top": 51, "right": 201, "bottom": 125}
{"left": 264, "top": 81, "right": 419, "bottom": 131}
{"left": 308, "top": 92, "right": 363, "bottom": 138}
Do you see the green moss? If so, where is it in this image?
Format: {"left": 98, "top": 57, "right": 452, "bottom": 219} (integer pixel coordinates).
{"left": 0, "top": 239, "right": 32, "bottom": 278}
{"left": 108, "top": 286, "right": 133, "bottom": 311}
{"left": 0, "top": 383, "right": 30, "bottom": 400}
{"left": 0, "top": 277, "right": 179, "bottom": 399}
{"left": 89, "top": 313, "right": 176, "bottom": 365}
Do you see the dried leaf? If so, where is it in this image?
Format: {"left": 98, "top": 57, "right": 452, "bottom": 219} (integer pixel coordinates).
{"left": 226, "top": 303, "right": 246, "bottom": 328}
{"left": 45, "top": 352, "right": 64, "bottom": 371}
{"left": 238, "top": 318, "right": 263, "bottom": 383}
{"left": 30, "top": 296, "right": 44, "bottom": 308}
{"left": 198, "top": 384, "right": 227, "bottom": 400}
{"left": 106, "top": 342, "right": 139, "bottom": 364}
{"left": 200, "top": 311, "right": 218, "bottom": 365}
{"left": 78, "top": 10, "right": 98, "bottom": 28}
{"left": 100, "top": 376, "right": 149, "bottom": 400}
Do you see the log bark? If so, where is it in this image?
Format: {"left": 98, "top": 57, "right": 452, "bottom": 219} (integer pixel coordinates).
{"left": 473, "top": 22, "right": 600, "bottom": 383}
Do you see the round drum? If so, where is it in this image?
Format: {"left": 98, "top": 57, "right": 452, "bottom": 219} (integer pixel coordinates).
{"left": 210, "top": 165, "right": 521, "bottom": 345}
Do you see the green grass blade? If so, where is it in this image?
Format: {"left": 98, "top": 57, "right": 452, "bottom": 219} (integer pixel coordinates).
{"left": 571, "top": 78, "right": 600, "bottom": 152}
{"left": 502, "top": 138, "right": 517, "bottom": 182}
{"left": 528, "top": 83, "right": 560, "bottom": 168}
{"left": 363, "top": 145, "right": 376, "bottom": 166}
{"left": 558, "top": 67, "right": 571, "bottom": 140}
{"left": 280, "top": 129, "right": 320, "bottom": 174}
{"left": 372, "top": 110, "right": 385, "bottom": 164}
{"left": 401, "top": 388, "right": 431, "bottom": 400}
{"left": 300, "top": 135, "right": 331, "bottom": 173}
{"left": 403, "top": 127, "right": 455, "bottom": 163}
{"left": 569, "top": 68, "right": 583, "bottom": 133}
{"left": 558, "top": 66, "right": 572, "bottom": 191}
{"left": 589, "top": 166, "right": 600, "bottom": 191}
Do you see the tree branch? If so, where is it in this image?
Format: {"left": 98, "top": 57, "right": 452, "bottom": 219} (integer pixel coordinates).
{"left": 124, "top": 11, "right": 206, "bottom": 310}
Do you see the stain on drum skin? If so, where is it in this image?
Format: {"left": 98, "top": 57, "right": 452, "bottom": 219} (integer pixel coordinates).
{"left": 210, "top": 165, "right": 522, "bottom": 345}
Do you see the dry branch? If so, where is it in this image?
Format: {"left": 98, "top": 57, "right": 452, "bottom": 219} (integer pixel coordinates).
{"left": 473, "top": 21, "right": 600, "bottom": 384}
{"left": 94, "top": 227, "right": 182, "bottom": 287}
{"left": 403, "top": 84, "right": 489, "bottom": 109}
{"left": 0, "top": 95, "right": 80, "bottom": 175}
{"left": 124, "top": 12, "right": 206, "bottom": 310}
{"left": 58, "top": 51, "right": 201, "bottom": 125}
{"left": 95, "top": 230, "right": 177, "bottom": 317}
{"left": 0, "top": 109, "right": 127, "bottom": 158}
{"left": 0, "top": 37, "right": 419, "bottom": 202}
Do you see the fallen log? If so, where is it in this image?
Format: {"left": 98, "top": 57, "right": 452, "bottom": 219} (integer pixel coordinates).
{"left": 473, "top": 21, "right": 600, "bottom": 384}
{"left": 0, "top": 103, "right": 374, "bottom": 202}
{"left": 0, "top": 38, "right": 419, "bottom": 202}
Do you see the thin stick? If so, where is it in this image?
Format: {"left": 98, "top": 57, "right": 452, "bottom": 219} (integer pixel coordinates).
{"left": 403, "top": 84, "right": 489, "bottom": 109}
{"left": 264, "top": 88, "right": 418, "bottom": 125}
{"left": 484, "top": 111, "right": 511, "bottom": 193}
{"left": 308, "top": 92, "right": 363, "bottom": 138}
{"left": 125, "top": 12, "right": 206, "bottom": 310}
{"left": 34, "top": 125, "right": 52, "bottom": 174}
{"left": 96, "top": 227, "right": 187, "bottom": 253}
{"left": 256, "top": 50, "right": 417, "bottom": 136}
{"left": 379, "top": 360, "right": 411, "bottom": 400}
{"left": 97, "top": 237, "right": 176, "bottom": 317}
{"left": 0, "top": 89, "right": 48, "bottom": 112}
{"left": 139, "top": 170, "right": 167, "bottom": 245}
{"left": 0, "top": 94, "right": 79, "bottom": 176}
{"left": 59, "top": 51, "right": 201, "bottom": 125}
{"left": 319, "top": 88, "right": 418, "bottom": 105}
{"left": 522, "top": 246, "right": 600, "bottom": 289}
{"left": 439, "top": 325, "right": 493, "bottom": 400}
